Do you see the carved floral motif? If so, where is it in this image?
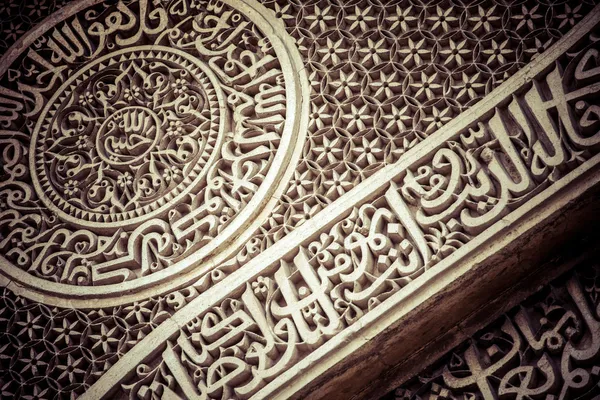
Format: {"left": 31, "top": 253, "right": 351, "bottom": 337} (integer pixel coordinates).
{"left": 33, "top": 48, "right": 223, "bottom": 227}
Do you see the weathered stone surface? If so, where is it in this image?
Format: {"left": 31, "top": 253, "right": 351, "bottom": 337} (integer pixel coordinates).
{"left": 1, "top": 0, "right": 600, "bottom": 399}
{"left": 381, "top": 237, "right": 600, "bottom": 400}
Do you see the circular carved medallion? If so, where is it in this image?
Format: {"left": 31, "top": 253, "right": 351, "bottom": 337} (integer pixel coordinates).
{"left": 0, "top": 0, "right": 308, "bottom": 306}
{"left": 31, "top": 47, "right": 224, "bottom": 229}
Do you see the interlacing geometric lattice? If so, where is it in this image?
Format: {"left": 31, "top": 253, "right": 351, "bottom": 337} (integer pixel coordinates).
{"left": 241, "top": 0, "right": 598, "bottom": 272}
{"left": 0, "top": 288, "right": 170, "bottom": 398}
{"left": 0, "top": 0, "right": 73, "bottom": 53}
{"left": 0, "top": 0, "right": 599, "bottom": 398}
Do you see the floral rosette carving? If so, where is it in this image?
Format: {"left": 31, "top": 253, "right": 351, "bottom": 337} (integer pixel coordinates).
{"left": 36, "top": 51, "right": 221, "bottom": 223}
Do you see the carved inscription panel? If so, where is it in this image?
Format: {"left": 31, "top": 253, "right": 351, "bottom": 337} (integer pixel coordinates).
{"left": 103, "top": 12, "right": 600, "bottom": 400}
{"left": 385, "top": 260, "right": 600, "bottom": 400}
{"left": 0, "top": 0, "right": 307, "bottom": 296}
{"left": 1, "top": 1, "right": 600, "bottom": 399}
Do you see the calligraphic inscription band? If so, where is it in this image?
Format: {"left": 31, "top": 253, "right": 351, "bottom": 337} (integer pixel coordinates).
{"left": 81, "top": 5, "right": 600, "bottom": 400}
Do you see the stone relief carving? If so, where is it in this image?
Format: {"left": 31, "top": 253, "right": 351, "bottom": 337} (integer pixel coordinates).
{"left": 0, "top": 0, "right": 600, "bottom": 398}
{"left": 1, "top": 0, "right": 596, "bottom": 299}
{"left": 0, "top": 0, "right": 308, "bottom": 298}
{"left": 33, "top": 48, "right": 223, "bottom": 229}
{"left": 119, "top": 194, "right": 439, "bottom": 399}
{"left": 218, "top": 0, "right": 600, "bottom": 306}
{"left": 138, "top": 0, "right": 600, "bottom": 326}
{"left": 384, "top": 259, "right": 600, "bottom": 400}
{"left": 83, "top": 10, "right": 600, "bottom": 398}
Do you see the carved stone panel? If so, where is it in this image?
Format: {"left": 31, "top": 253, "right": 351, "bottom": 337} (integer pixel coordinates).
{"left": 1, "top": 0, "right": 600, "bottom": 399}
{"left": 0, "top": 0, "right": 309, "bottom": 304}
{"left": 82, "top": 5, "right": 600, "bottom": 399}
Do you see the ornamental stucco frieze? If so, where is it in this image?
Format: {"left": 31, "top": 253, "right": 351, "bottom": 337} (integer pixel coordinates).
{"left": 83, "top": 9, "right": 600, "bottom": 397}
{"left": 1, "top": 0, "right": 600, "bottom": 399}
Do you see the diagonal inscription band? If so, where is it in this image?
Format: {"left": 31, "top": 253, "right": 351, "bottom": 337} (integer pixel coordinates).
{"left": 83, "top": 5, "right": 600, "bottom": 400}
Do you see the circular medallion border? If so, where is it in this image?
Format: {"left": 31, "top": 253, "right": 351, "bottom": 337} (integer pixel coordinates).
{"left": 30, "top": 46, "right": 226, "bottom": 230}
{"left": 0, "top": 0, "right": 310, "bottom": 308}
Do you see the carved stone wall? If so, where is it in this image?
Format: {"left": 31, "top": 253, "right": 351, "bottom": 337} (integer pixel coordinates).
{"left": 1, "top": 0, "right": 600, "bottom": 399}
{"left": 381, "top": 239, "right": 600, "bottom": 400}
